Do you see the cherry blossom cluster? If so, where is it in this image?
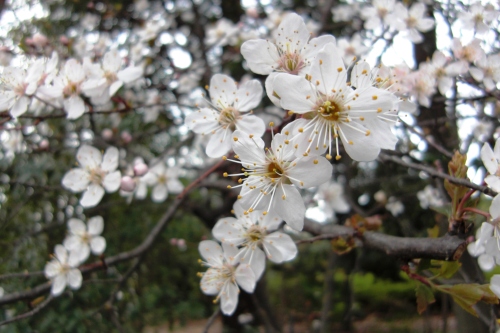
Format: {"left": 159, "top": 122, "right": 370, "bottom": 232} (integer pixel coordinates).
{"left": 190, "top": 12, "right": 402, "bottom": 314}
{"left": 44, "top": 216, "right": 106, "bottom": 296}
{"left": 0, "top": 51, "right": 142, "bottom": 119}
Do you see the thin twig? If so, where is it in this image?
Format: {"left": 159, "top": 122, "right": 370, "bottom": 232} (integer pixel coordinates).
{"left": 0, "top": 294, "right": 54, "bottom": 326}
{"left": 201, "top": 308, "right": 220, "bottom": 333}
{"left": 379, "top": 153, "right": 498, "bottom": 197}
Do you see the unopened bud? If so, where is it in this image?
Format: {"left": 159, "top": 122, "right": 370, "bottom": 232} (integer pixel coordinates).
{"left": 120, "top": 176, "right": 136, "bottom": 192}
{"left": 121, "top": 131, "right": 132, "bottom": 144}
{"left": 133, "top": 163, "right": 148, "bottom": 177}
{"left": 101, "top": 128, "right": 113, "bottom": 141}
{"left": 39, "top": 139, "right": 49, "bottom": 150}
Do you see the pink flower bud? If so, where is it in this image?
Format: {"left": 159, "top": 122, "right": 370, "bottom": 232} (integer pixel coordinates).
{"left": 133, "top": 163, "right": 148, "bottom": 177}
{"left": 169, "top": 238, "right": 178, "bottom": 246}
{"left": 120, "top": 176, "right": 136, "bottom": 192}
{"left": 39, "top": 139, "right": 49, "bottom": 150}
{"left": 121, "top": 131, "right": 132, "bottom": 144}
{"left": 59, "top": 36, "right": 69, "bottom": 45}
{"left": 32, "top": 33, "right": 48, "bottom": 47}
{"left": 101, "top": 128, "right": 113, "bottom": 141}
{"left": 177, "top": 239, "right": 187, "bottom": 251}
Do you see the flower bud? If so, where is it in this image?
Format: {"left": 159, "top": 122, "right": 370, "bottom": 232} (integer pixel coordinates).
{"left": 101, "top": 128, "right": 113, "bottom": 141}
{"left": 133, "top": 163, "right": 148, "bottom": 177}
{"left": 39, "top": 139, "right": 49, "bottom": 150}
{"left": 121, "top": 131, "right": 132, "bottom": 144}
{"left": 120, "top": 176, "right": 136, "bottom": 192}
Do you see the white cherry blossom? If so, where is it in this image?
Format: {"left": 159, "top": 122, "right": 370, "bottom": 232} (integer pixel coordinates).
{"left": 62, "top": 145, "right": 121, "bottom": 208}
{"left": 81, "top": 50, "right": 143, "bottom": 105}
{"left": 42, "top": 59, "right": 87, "bottom": 119}
{"left": 212, "top": 202, "right": 297, "bottom": 280}
{"left": 63, "top": 216, "right": 106, "bottom": 263}
{"left": 470, "top": 54, "right": 500, "bottom": 92}
{"left": 143, "top": 162, "right": 184, "bottom": 202}
{"left": 185, "top": 74, "right": 265, "bottom": 158}
{"left": 361, "top": 0, "right": 395, "bottom": 30}
{"left": 458, "top": 2, "right": 499, "bottom": 36}
{"left": 313, "top": 181, "right": 350, "bottom": 220}
{"left": 0, "top": 60, "right": 44, "bottom": 117}
{"left": 228, "top": 129, "right": 333, "bottom": 231}
{"left": 198, "top": 240, "right": 256, "bottom": 316}
{"left": 44, "top": 245, "right": 83, "bottom": 296}
{"left": 273, "top": 43, "right": 399, "bottom": 161}
{"left": 389, "top": 2, "right": 435, "bottom": 44}
{"left": 240, "top": 12, "right": 335, "bottom": 105}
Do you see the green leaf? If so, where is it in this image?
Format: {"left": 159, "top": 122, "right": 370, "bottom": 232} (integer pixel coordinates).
{"left": 441, "top": 283, "right": 499, "bottom": 317}
{"left": 438, "top": 261, "right": 462, "bottom": 279}
{"left": 415, "top": 282, "right": 435, "bottom": 314}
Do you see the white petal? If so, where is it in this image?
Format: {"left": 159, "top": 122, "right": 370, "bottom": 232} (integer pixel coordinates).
{"left": 275, "top": 13, "right": 310, "bottom": 53}
{"left": 117, "top": 66, "right": 143, "bottom": 83}
{"left": 212, "top": 217, "right": 245, "bottom": 244}
{"left": 241, "top": 40, "right": 279, "bottom": 75}
{"left": 339, "top": 123, "right": 381, "bottom": 161}
{"left": 206, "top": 128, "right": 233, "bottom": 158}
{"left": 109, "top": 81, "right": 123, "bottom": 97}
{"left": 44, "top": 261, "right": 60, "bottom": 279}
{"left": 51, "top": 274, "right": 67, "bottom": 296}
{"left": 209, "top": 74, "right": 237, "bottom": 107}
{"left": 309, "top": 43, "right": 347, "bottom": 95}
{"left": 54, "top": 244, "right": 68, "bottom": 263}
{"left": 200, "top": 268, "right": 222, "bottom": 295}
{"left": 90, "top": 236, "right": 106, "bottom": 255}
{"left": 263, "top": 232, "right": 298, "bottom": 263}
{"left": 101, "top": 146, "right": 119, "bottom": 172}
{"left": 198, "top": 240, "right": 224, "bottom": 266}
{"left": 80, "top": 184, "right": 105, "bottom": 208}
{"left": 489, "top": 275, "right": 500, "bottom": 298}
{"left": 103, "top": 171, "right": 121, "bottom": 192}
{"left": 241, "top": 247, "right": 266, "bottom": 281}
{"left": 478, "top": 254, "right": 495, "bottom": 271}
{"left": 77, "top": 145, "right": 102, "bottom": 169}
{"left": 64, "top": 96, "right": 85, "bottom": 119}
{"left": 274, "top": 184, "right": 305, "bottom": 231}
{"left": 273, "top": 74, "right": 316, "bottom": 113}
{"left": 152, "top": 183, "right": 168, "bottom": 202}
{"left": 67, "top": 269, "right": 82, "bottom": 290}
{"left": 88, "top": 216, "right": 104, "bottom": 235}
{"left": 485, "top": 175, "right": 500, "bottom": 193}
{"left": 10, "top": 97, "right": 29, "bottom": 118}
{"left": 220, "top": 282, "right": 239, "bottom": 316}
{"left": 490, "top": 195, "right": 500, "bottom": 219}
{"left": 234, "top": 79, "right": 263, "bottom": 111}
{"left": 481, "top": 142, "right": 498, "bottom": 175}
{"left": 235, "top": 115, "right": 266, "bottom": 138}
{"left": 235, "top": 265, "right": 256, "bottom": 293}
{"left": 166, "top": 178, "right": 183, "bottom": 195}
{"left": 67, "top": 218, "right": 86, "bottom": 234}
{"left": 185, "top": 108, "right": 219, "bottom": 133}
{"left": 62, "top": 168, "right": 89, "bottom": 192}
{"left": 288, "top": 156, "right": 332, "bottom": 188}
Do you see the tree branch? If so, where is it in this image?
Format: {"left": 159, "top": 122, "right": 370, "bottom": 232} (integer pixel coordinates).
{"left": 302, "top": 219, "right": 467, "bottom": 261}
{"left": 379, "top": 153, "right": 497, "bottom": 197}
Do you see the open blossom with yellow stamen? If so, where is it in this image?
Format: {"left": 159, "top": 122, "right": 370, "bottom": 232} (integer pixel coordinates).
{"left": 62, "top": 145, "right": 121, "bottom": 208}
{"left": 198, "top": 240, "right": 256, "bottom": 316}
{"left": 240, "top": 12, "right": 336, "bottom": 106}
{"left": 212, "top": 202, "right": 297, "bottom": 280}
{"left": 185, "top": 74, "right": 265, "bottom": 158}
{"left": 272, "top": 43, "right": 399, "bottom": 161}
{"left": 63, "top": 216, "right": 106, "bottom": 263}
{"left": 225, "top": 129, "right": 332, "bottom": 231}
